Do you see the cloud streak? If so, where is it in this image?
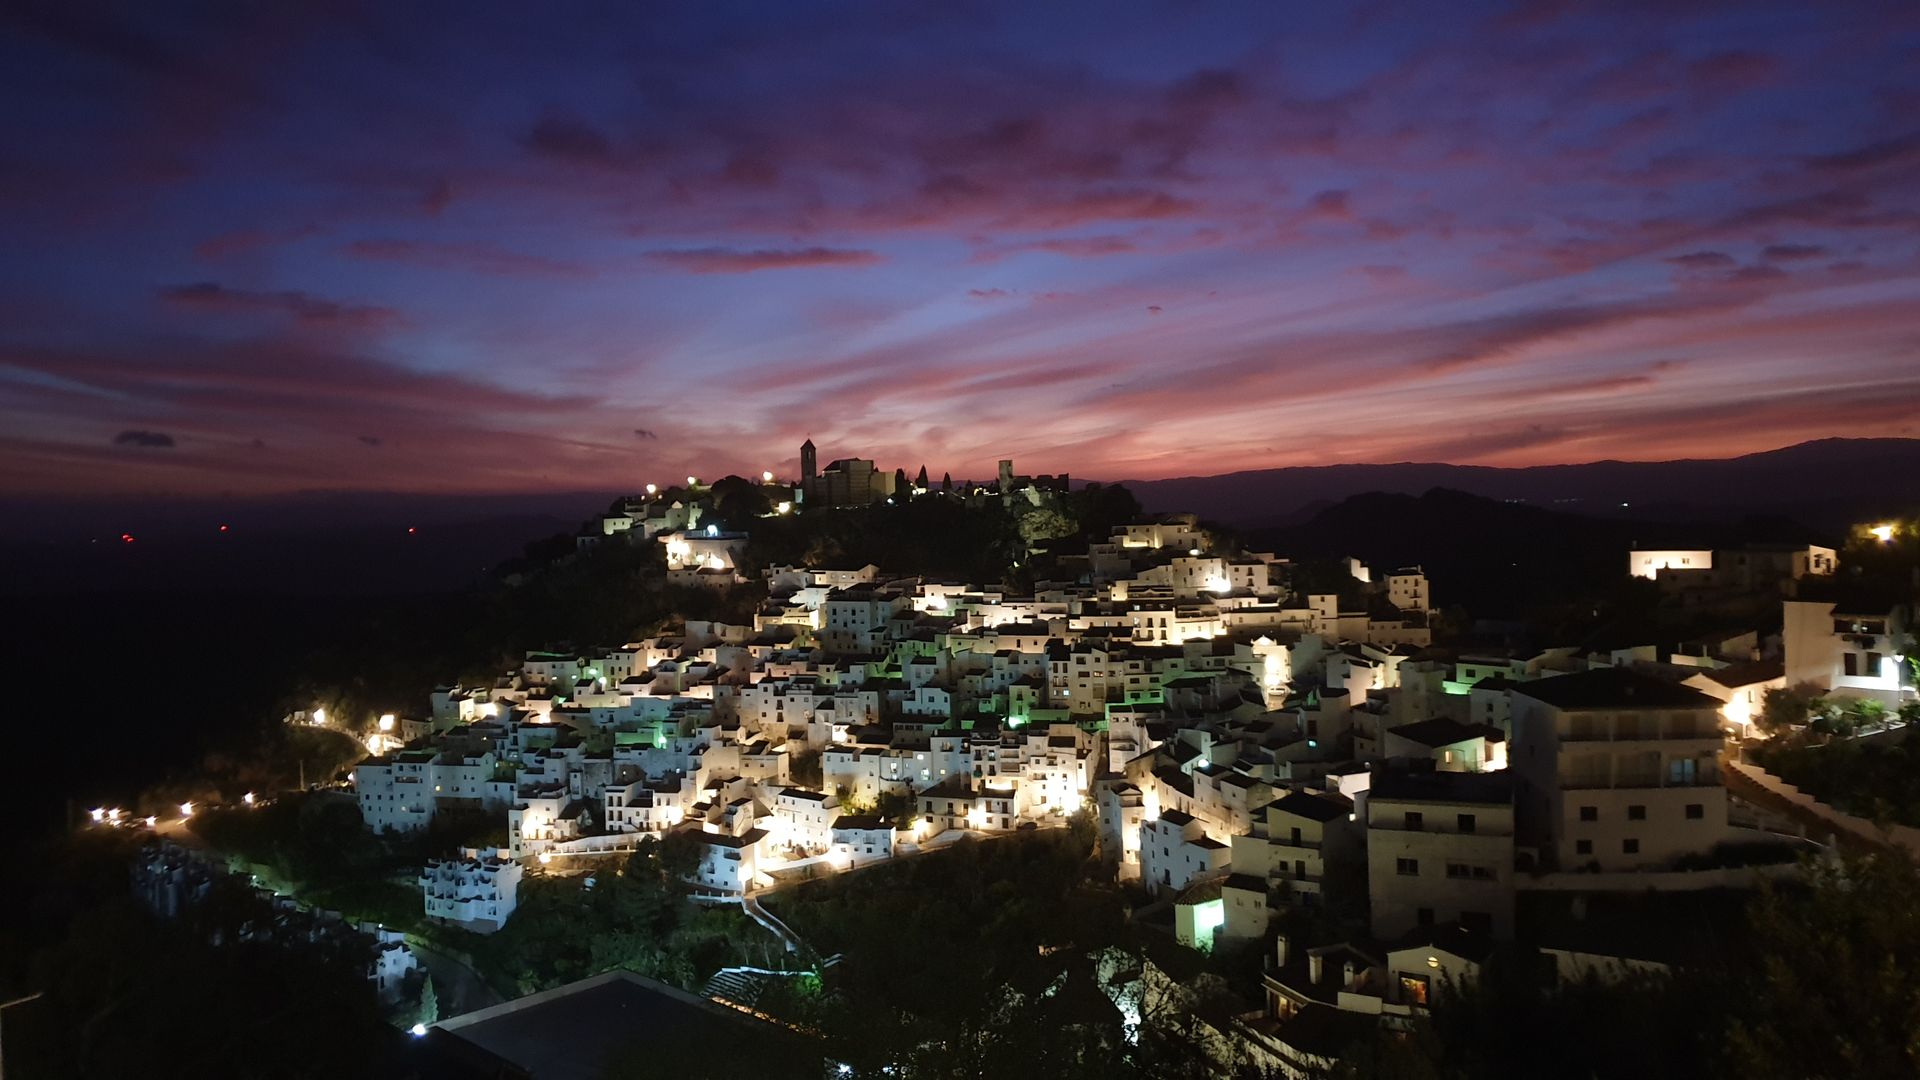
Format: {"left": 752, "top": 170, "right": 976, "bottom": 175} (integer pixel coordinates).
{"left": 0, "top": 2, "right": 1916, "bottom": 494}
{"left": 648, "top": 247, "right": 883, "bottom": 274}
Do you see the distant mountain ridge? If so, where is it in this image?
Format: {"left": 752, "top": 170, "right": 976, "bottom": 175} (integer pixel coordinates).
{"left": 1123, "top": 438, "right": 1920, "bottom": 528}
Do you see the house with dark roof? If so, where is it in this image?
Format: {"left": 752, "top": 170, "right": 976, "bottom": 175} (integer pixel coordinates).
{"left": 1382, "top": 717, "right": 1506, "bottom": 773}
{"left": 1681, "top": 658, "right": 1786, "bottom": 735}
{"left": 1141, "top": 808, "right": 1231, "bottom": 896}
{"left": 1511, "top": 668, "right": 1728, "bottom": 873}
{"left": 1366, "top": 768, "right": 1516, "bottom": 940}
{"left": 1229, "top": 789, "right": 1358, "bottom": 909}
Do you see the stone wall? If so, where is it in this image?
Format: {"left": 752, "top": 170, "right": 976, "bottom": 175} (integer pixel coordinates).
{"left": 1727, "top": 758, "right": 1920, "bottom": 857}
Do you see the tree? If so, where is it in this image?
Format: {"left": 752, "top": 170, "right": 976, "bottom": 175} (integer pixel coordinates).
{"left": 873, "top": 791, "right": 916, "bottom": 828}
{"left": 1019, "top": 507, "right": 1078, "bottom": 548}
{"left": 1756, "top": 683, "right": 1827, "bottom": 737}
{"left": 716, "top": 486, "right": 772, "bottom": 528}
{"left": 1726, "top": 852, "right": 1920, "bottom": 1079}
{"left": 392, "top": 970, "right": 437, "bottom": 1030}
{"left": 1064, "top": 483, "right": 1142, "bottom": 541}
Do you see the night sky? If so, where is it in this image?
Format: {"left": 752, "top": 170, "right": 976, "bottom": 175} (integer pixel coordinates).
{"left": 4, "top": 1, "right": 1919, "bottom": 497}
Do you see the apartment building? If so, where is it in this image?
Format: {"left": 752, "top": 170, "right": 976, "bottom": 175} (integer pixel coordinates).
{"left": 1509, "top": 668, "right": 1727, "bottom": 871}
{"left": 1365, "top": 769, "right": 1515, "bottom": 939}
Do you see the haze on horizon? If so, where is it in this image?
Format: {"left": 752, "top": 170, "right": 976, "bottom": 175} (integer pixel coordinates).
{"left": 3, "top": 1, "right": 1919, "bottom": 499}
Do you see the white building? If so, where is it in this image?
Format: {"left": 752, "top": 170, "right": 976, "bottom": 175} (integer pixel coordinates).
{"left": 769, "top": 787, "right": 839, "bottom": 855}
{"left": 420, "top": 847, "right": 523, "bottom": 933}
{"left": 1140, "top": 809, "right": 1231, "bottom": 897}
{"left": 1366, "top": 769, "right": 1515, "bottom": 940}
{"left": 917, "top": 779, "right": 1024, "bottom": 837}
{"left": 829, "top": 814, "right": 896, "bottom": 868}
{"left": 1781, "top": 597, "right": 1912, "bottom": 706}
{"left": 355, "top": 751, "right": 437, "bottom": 833}
{"left": 690, "top": 827, "right": 768, "bottom": 893}
{"left": 1627, "top": 549, "right": 1713, "bottom": 580}
{"left": 1681, "top": 659, "right": 1786, "bottom": 735}
{"left": 1509, "top": 668, "right": 1727, "bottom": 871}
{"left": 1386, "top": 568, "right": 1430, "bottom": 612}
{"left": 1230, "top": 789, "right": 1356, "bottom": 907}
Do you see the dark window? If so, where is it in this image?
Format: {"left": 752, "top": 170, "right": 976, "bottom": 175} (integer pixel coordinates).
{"left": 1623, "top": 838, "right": 1640, "bottom": 854}
{"left": 1579, "top": 806, "right": 1597, "bottom": 822}
{"left": 1396, "top": 857, "right": 1419, "bottom": 876}
{"left": 1446, "top": 862, "right": 1470, "bottom": 879}
{"left": 1404, "top": 811, "right": 1424, "bottom": 830}
{"left": 1867, "top": 652, "right": 1883, "bottom": 674}
{"left": 1576, "top": 839, "right": 1592, "bottom": 855}
{"left": 1457, "top": 813, "right": 1476, "bottom": 834}
{"left": 1628, "top": 805, "right": 1646, "bottom": 821}
{"left": 1685, "top": 803, "right": 1704, "bottom": 820}
{"left": 1417, "top": 907, "right": 1435, "bottom": 926}
{"left": 1290, "top": 827, "right": 1302, "bottom": 845}
{"left": 1843, "top": 653, "right": 1859, "bottom": 677}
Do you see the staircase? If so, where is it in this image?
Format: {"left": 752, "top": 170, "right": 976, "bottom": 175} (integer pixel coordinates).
{"left": 702, "top": 967, "right": 768, "bottom": 1010}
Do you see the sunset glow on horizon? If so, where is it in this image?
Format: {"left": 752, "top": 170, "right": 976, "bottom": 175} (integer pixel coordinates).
{"left": 2, "top": 2, "right": 1918, "bottom": 497}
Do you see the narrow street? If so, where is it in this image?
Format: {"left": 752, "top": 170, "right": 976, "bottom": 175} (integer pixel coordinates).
{"left": 409, "top": 939, "right": 504, "bottom": 1019}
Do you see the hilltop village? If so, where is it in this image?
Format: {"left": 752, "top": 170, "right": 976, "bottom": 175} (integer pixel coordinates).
{"left": 316, "top": 443, "right": 1915, "bottom": 1075}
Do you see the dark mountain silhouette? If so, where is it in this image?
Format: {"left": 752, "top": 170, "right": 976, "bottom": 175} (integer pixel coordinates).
{"left": 1127, "top": 438, "right": 1920, "bottom": 528}
{"left": 1247, "top": 487, "right": 1827, "bottom": 622}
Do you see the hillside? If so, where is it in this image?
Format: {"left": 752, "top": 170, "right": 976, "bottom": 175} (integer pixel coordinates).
{"left": 1248, "top": 488, "right": 1823, "bottom": 626}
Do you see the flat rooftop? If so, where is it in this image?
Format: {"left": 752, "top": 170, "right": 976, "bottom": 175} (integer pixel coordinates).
{"left": 428, "top": 970, "right": 811, "bottom": 1080}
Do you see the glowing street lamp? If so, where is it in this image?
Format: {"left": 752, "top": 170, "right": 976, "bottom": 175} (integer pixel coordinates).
{"left": 645, "top": 483, "right": 657, "bottom": 495}
{"left": 686, "top": 475, "right": 698, "bottom": 486}
{"left": 242, "top": 792, "right": 256, "bottom": 806}
{"left": 1870, "top": 523, "right": 1895, "bottom": 543}
{"left": 179, "top": 801, "right": 195, "bottom": 818}
{"left": 89, "top": 807, "right": 105, "bottom": 823}
{"left": 761, "top": 470, "right": 774, "bottom": 483}
{"left": 312, "top": 707, "right": 326, "bottom": 725}
{"left": 378, "top": 713, "right": 397, "bottom": 732}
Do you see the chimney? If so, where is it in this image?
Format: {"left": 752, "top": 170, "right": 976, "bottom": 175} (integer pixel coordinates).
{"left": 1343, "top": 960, "right": 1358, "bottom": 988}
{"left": 1275, "top": 935, "right": 1291, "bottom": 967}
{"left": 1308, "top": 953, "right": 1324, "bottom": 983}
